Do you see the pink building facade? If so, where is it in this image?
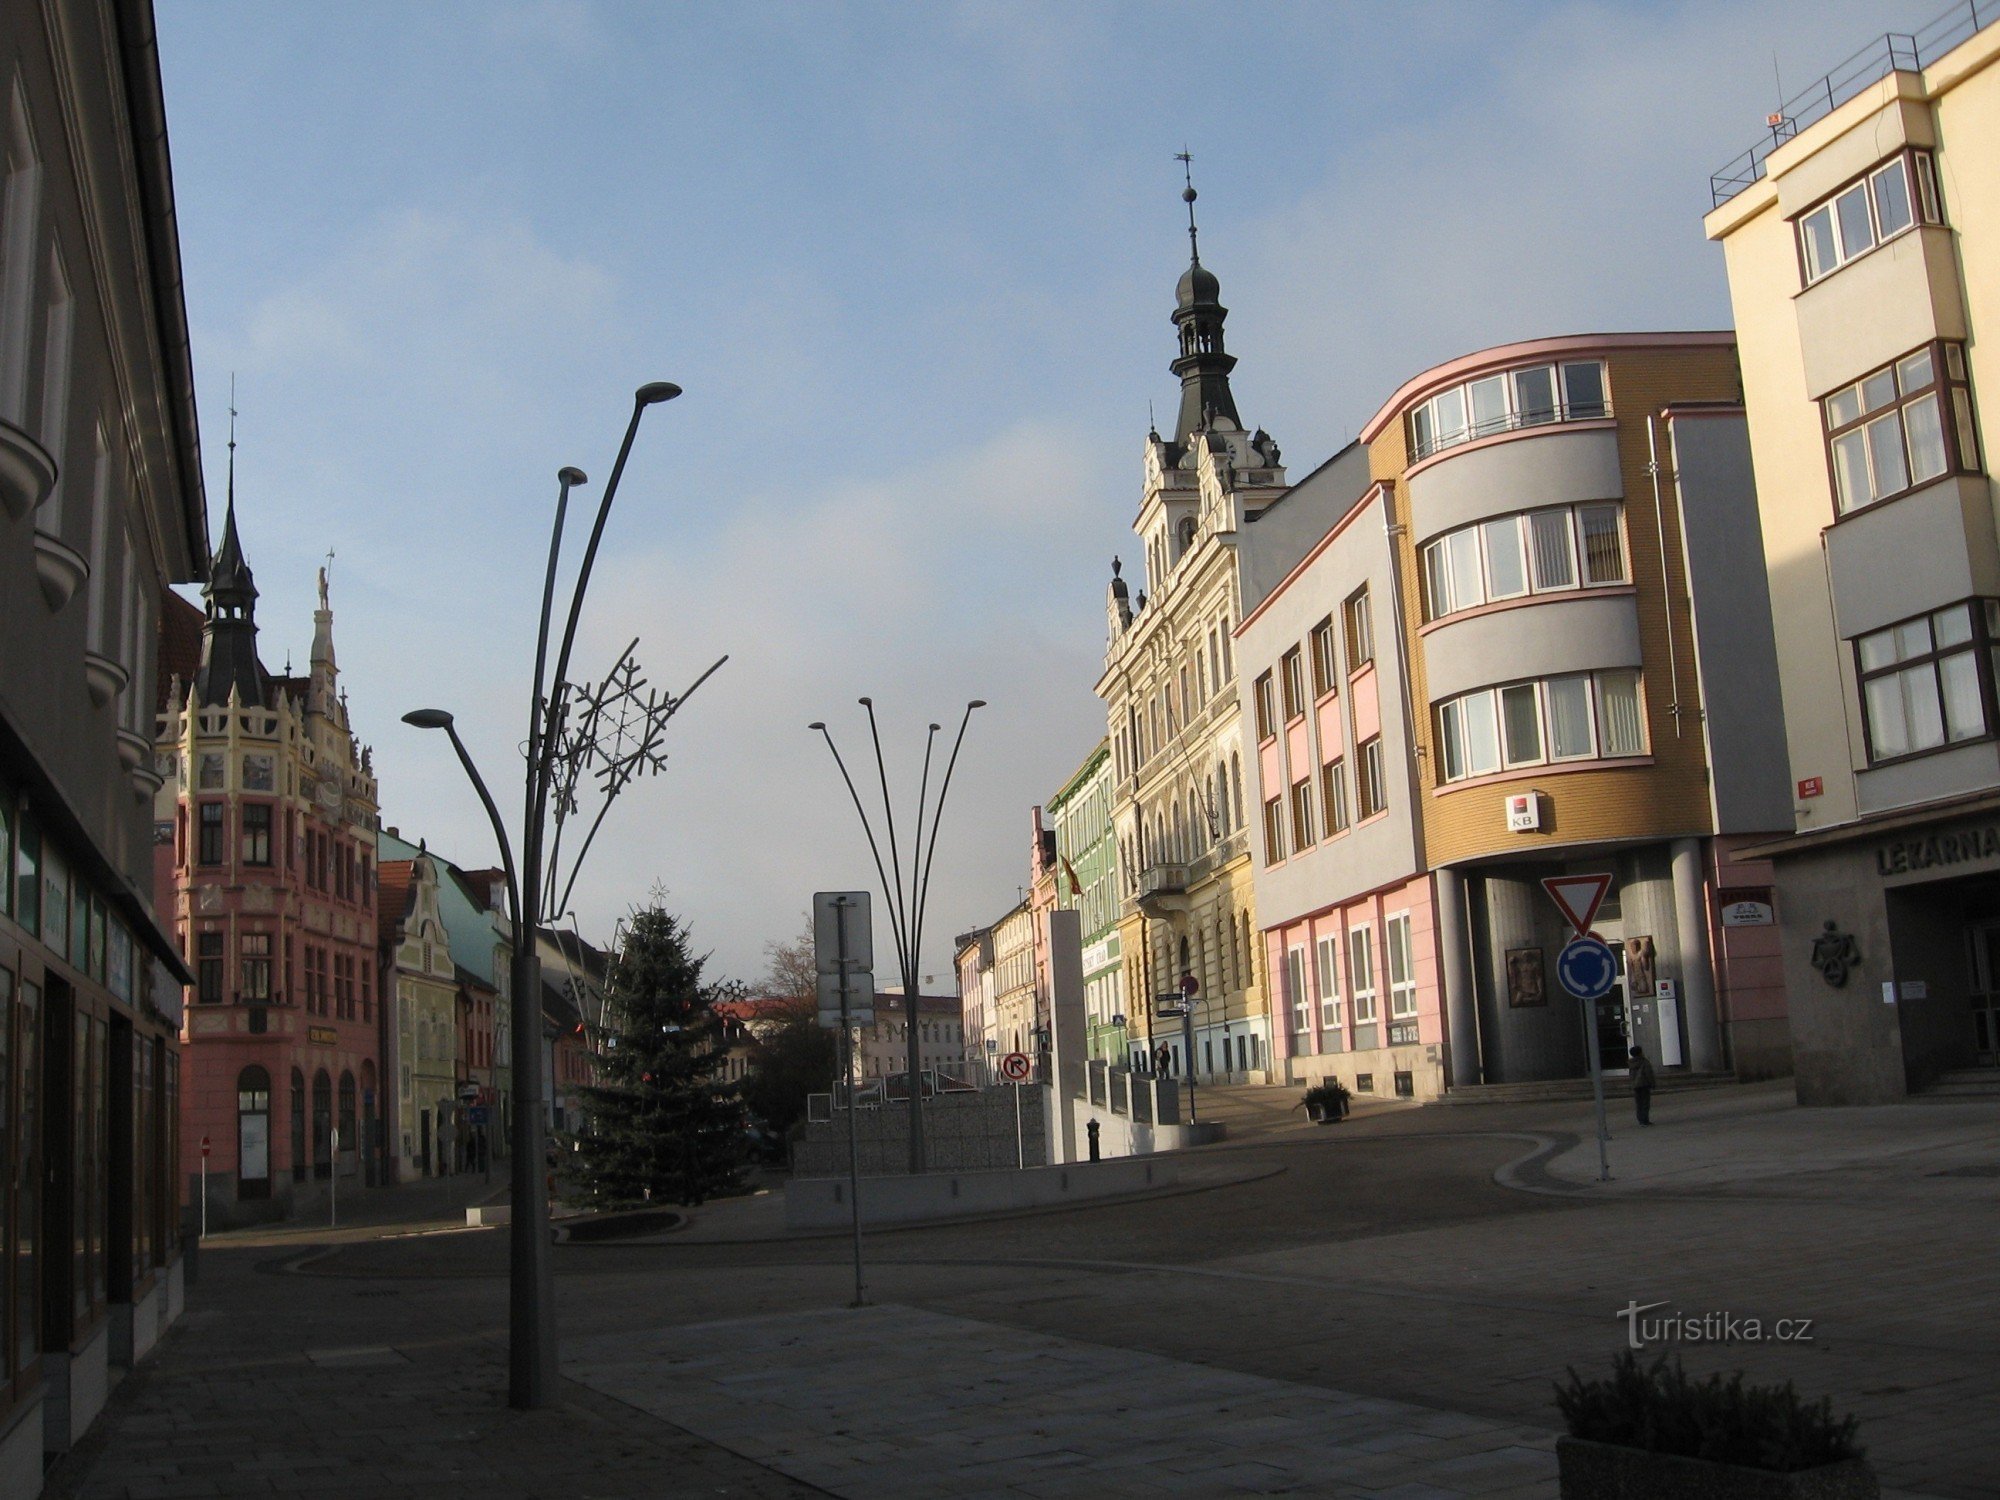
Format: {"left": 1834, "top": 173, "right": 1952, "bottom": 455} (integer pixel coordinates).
{"left": 154, "top": 514, "right": 381, "bottom": 1227}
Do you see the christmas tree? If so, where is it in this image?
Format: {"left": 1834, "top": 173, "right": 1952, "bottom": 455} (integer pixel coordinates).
{"left": 571, "top": 904, "right": 746, "bottom": 1207}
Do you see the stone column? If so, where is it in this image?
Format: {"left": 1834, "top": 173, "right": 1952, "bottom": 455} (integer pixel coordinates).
{"left": 1671, "top": 837, "right": 1725, "bottom": 1073}
{"left": 1435, "top": 868, "right": 1481, "bottom": 1088}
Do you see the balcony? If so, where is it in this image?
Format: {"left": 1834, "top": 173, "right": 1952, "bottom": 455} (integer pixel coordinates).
{"left": 1134, "top": 862, "right": 1189, "bottom": 919}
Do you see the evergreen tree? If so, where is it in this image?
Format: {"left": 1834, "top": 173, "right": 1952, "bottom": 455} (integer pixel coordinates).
{"left": 572, "top": 904, "right": 746, "bottom": 1207}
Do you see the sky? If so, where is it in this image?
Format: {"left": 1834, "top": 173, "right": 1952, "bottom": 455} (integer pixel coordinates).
{"left": 154, "top": 0, "right": 1950, "bottom": 988}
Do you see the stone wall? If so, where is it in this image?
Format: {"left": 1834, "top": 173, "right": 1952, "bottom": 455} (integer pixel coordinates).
{"left": 792, "top": 1088, "right": 1047, "bottom": 1178}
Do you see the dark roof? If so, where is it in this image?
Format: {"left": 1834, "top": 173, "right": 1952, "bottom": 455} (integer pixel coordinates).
{"left": 875, "top": 992, "right": 962, "bottom": 1016}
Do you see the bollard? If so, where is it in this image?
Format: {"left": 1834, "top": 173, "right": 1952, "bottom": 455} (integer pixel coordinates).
{"left": 1086, "top": 1118, "right": 1101, "bottom": 1162}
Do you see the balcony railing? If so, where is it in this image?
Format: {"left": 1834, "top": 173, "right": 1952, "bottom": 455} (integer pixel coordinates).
{"left": 1409, "top": 400, "right": 1613, "bottom": 463}
{"left": 1137, "top": 863, "right": 1188, "bottom": 900}
{"left": 1709, "top": 1, "right": 1994, "bottom": 209}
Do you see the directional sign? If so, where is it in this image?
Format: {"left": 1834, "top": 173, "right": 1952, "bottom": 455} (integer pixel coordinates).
{"left": 816, "top": 968, "right": 874, "bottom": 1029}
{"left": 200, "top": 1135, "right": 210, "bottom": 1159}
{"left": 998, "top": 1051, "right": 1032, "bottom": 1083}
{"left": 1557, "top": 936, "right": 1618, "bottom": 1002}
{"left": 1542, "top": 874, "right": 1613, "bottom": 937}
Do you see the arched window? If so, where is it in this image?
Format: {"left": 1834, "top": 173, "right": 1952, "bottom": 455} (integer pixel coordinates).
{"left": 1231, "top": 754, "right": 1244, "bottom": 829}
{"left": 1176, "top": 516, "right": 1197, "bottom": 557}
{"left": 290, "top": 1067, "right": 306, "bottom": 1182}
{"left": 338, "top": 1070, "right": 357, "bottom": 1156}
{"left": 236, "top": 1066, "right": 271, "bottom": 1200}
{"left": 312, "top": 1069, "right": 332, "bottom": 1179}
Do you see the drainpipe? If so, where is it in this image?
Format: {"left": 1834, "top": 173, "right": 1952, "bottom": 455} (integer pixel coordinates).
{"left": 1645, "top": 413, "right": 1683, "bottom": 736}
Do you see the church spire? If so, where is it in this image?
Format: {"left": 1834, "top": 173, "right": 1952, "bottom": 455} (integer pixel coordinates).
{"left": 194, "top": 387, "right": 271, "bottom": 709}
{"left": 1168, "top": 152, "right": 1240, "bottom": 444}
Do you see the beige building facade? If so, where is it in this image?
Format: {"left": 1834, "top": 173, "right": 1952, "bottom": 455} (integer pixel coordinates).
{"left": 1097, "top": 202, "right": 1280, "bottom": 1081}
{"left": 1706, "top": 10, "right": 2000, "bottom": 1102}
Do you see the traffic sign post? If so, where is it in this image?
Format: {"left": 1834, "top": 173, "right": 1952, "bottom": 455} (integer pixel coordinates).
{"left": 199, "top": 1136, "right": 210, "bottom": 1239}
{"left": 999, "top": 1052, "right": 1031, "bottom": 1168}
{"left": 815, "top": 891, "right": 869, "bottom": 1307}
{"left": 329, "top": 1127, "right": 340, "bottom": 1228}
{"left": 1558, "top": 933, "right": 1618, "bottom": 1183}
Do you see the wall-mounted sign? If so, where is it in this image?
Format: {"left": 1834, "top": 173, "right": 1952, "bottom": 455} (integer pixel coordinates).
{"left": 1506, "top": 792, "right": 1542, "bottom": 832}
{"left": 1877, "top": 823, "right": 2000, "bottom": 883}
{"left": 1797, "top": 776, "right": 1824, "bottom": 799}
{"left": 1719, "top": 888, "right": 1775, "bottom": 926}
{"left": 308, "top": 1025, "right": 337, "bottom": 1046}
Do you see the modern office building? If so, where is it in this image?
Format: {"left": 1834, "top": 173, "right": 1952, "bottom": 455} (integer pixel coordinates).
{"left": 1705, "top": 6, "right": 2000, "bottom": 1101}
{"left": 1096, "top": 185, "right": 1282, "bottom": 1081}
{"left": 2, "top": 2, "right": 200, "bottom": 1481}
{"left": 1238, "top": 333, "right": 1796, "bottom": 1093}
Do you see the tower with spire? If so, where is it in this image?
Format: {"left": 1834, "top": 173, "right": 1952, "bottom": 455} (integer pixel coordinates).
{"left": 1091, "top": 156, "right": 1285, "bottom": 1082}
{"left": 152, "top": 405, "right": 385, "bottom": 1224}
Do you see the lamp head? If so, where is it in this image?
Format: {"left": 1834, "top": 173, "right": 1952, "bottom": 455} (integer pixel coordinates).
{"left": 857, "top": 696, "right": 873, "bottom": 708}
{"left": 402, "top": 708, "right": 455, "bottom": 731}
{"left": 968, "top": 699, "right": 987, "bottom": 710}
{"left": 929, "top": 723, "right": 941, "bottom": 732}
{"left": 635, "top": 382, "right": 682, "bottom": 406}
{"left": 557, "top": 466, "right": 587, "bottom": 487}
{"left": 808, "top": 721, "right": 827, "bottom": 732}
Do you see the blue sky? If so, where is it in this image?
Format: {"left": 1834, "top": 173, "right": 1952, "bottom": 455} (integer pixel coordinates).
{"left": 155, "top": 0, "right": 1947, "bottom": 985}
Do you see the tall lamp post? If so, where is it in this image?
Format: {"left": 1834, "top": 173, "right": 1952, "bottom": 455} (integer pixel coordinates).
{"left": 405, "top": 380, "right": 722, "bottom": 1411}
{"left": 811, "top": 699, "right": 983, "bottom": 1173}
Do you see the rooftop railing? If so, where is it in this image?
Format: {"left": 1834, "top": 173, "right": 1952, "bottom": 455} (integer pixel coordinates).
{"left": 1710, "top": 0, "right": 1994, "bottom": 209}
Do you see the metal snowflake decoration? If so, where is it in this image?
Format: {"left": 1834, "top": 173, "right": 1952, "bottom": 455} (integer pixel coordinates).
{"left": 539, "top": 639, "right": 726, "bottom": 923}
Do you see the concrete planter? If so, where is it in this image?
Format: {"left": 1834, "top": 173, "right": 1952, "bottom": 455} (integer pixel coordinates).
{"left": 1557, "top": 1437, "right": 1878, "bottom": 1500}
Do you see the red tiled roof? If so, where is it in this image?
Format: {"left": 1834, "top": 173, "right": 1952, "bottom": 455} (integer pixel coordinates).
{"left": 155, "top": 589, "right": 204, "bottom": 712}
{"left": 714, "top": 994, "right": 814, "bottom": 1023}
{"left": 376, "top": 860, "right": 415, "bottom": 946}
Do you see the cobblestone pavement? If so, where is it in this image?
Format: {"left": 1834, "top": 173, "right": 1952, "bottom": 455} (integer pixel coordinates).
{"left": 570, "top": 1303, "right": 1557, "bottom": 1499}
{"left": 49, "top": 1085, "right": 2000, "bottom": 1499}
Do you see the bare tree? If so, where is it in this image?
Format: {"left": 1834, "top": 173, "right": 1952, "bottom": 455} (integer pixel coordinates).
{"left": 759, "top": 915, "right": 815, "bottom": 1005}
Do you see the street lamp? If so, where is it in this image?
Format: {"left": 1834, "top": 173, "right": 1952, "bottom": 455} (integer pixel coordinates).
{"left": 404, "top": 380, "right": 721, "bottom": 1411}
{"left": 811, "top": 698, "right": 983, "bottom": 1173}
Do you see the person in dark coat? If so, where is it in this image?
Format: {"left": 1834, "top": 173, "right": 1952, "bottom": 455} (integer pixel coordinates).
{"left": 1629, "top": 1045, "right": 1657, "bottom": 1125}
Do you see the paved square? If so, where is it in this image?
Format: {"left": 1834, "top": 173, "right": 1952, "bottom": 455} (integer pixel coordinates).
{"left": 567, "top": 1304, "right": 1558, "bottom": 1499}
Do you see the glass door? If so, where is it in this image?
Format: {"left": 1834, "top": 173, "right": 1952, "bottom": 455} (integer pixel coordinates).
{"left": 1967, "top": 922, "right": 2000, "bottom": 1066}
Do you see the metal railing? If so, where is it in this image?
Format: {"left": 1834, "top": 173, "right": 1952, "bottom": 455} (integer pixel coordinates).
{"left": 1710, "top": 0, "right": 1993, "bottom": 209}
{"left": 1409, "top": 400, "right": 1613, "bottom": 463}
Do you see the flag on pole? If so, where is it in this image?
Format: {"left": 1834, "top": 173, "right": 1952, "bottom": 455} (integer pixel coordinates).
{"left": 1060, "top": 856, "right": 1082, "bottom": 897}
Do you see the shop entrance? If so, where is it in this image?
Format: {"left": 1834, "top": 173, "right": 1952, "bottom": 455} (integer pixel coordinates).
{"left": 1966, "top": 921, "right": 2000, "bottom": 1066}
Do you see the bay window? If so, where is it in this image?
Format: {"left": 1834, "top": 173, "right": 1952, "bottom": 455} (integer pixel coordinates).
{"left": 1798, "top": 151, "right": 1940, "bottom": 285}
{"left": 1423, "top": 503, "right": 1627, "bottom": 620}
{"left": 1825, "top": 341, "right": 1978, "bottom": 514}
{"left": 1436, "top": 669, "right": 1648, "bottom": 783}
{"left": 1856, "top": 601, "right": 1997, "bottom": 762}
{"left": 1409, "top": 359, "right": 1610, "bottom": 459}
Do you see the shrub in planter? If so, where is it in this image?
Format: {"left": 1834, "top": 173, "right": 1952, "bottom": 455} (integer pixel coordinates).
{"left": 1300, "top": 1080, "right": 1351, "bottom": 1123}
{"left": 1554, "top": 1353, "right": 1875, "bottom": 1498}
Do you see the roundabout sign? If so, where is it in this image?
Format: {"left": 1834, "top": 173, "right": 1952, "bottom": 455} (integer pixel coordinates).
{"left": 1557, "top": 936, "right": 1617, "bottom": 1001}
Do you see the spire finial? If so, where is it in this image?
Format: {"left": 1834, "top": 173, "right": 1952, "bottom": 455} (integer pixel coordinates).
{"left": 226, "top": 373, "right": 238, "bottom": 514}
{"left": 1175, "top": 148, "right": 1199, "bottom": 264}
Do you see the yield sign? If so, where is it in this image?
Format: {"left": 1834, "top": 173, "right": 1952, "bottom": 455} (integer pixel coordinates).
{"left": 1542, "top": 873, "right": 1613, "bottom": 937}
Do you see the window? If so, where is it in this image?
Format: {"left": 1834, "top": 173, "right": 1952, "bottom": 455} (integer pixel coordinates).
{"left": 197, "top": 802, "right": 224, "bottom": 865}
{"left": 1287, "top": 946, "right": 1309, "bottom": 1041}
{"left": 1409, "top": 359, "right": 1610, "bottom": 458}
{"left": 1344, "top": 588, "right": 1373, "bottom": 668}
{"left": 1254, "top": 671, "right": 1276, "bottom": 740}
{"left": 1798, "top": 152, "right": 1939, "bottom": 284}
{"left": 197, "top": 931, "right": 223, "bottom": 1003}
{"left": 1290, "top": 777, "right": 1316, "bottom": 850}
{"left": 1310, "top": 617, "right": 1337, "bottom": 696}
{"left": 1357, "top": 738, "right": 1386, "bottom": 819}
{"left": 1423, "top": 503, "right": 1627, "bottom": 620}
{"left": 1262, "top": 796, "right": 1286, "bottom": 864}
{"left": 1436, "top": 670, "right": 1647, "bottom": 782}
{"left": 1321, "top": 758, "right": 1350, "bottom": 834}
{"left": 1349, "top": 926, "right": 1378, "bottom": 1023}
{"left": 1386, "top": 914, "right": 1418, "bottom": 1019}
{"left": 1825, "top": 343, "right": 1977, "bottom": 514}
{"left": 1281, "top": 647, "right": 1306, "bottom": 720}
{"left": 241, "top": 803, "right": 272, "bottom": 866}
{"left": 240, "top": 931, "right": 272, "bottom": 1002}
{"left": 1316, "top": 934, "right": 1342, "bottom": 1029}
{"left": 1857, "top": 601, "right": 1996, "bottom": 761}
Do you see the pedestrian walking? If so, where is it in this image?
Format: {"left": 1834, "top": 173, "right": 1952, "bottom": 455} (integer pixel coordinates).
{"left": 1629, "top": 1045, "right": 1656, "bottom": 1125}
{"left": 1155, "top": 1044, "right": 1172, "bottom": 1076}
